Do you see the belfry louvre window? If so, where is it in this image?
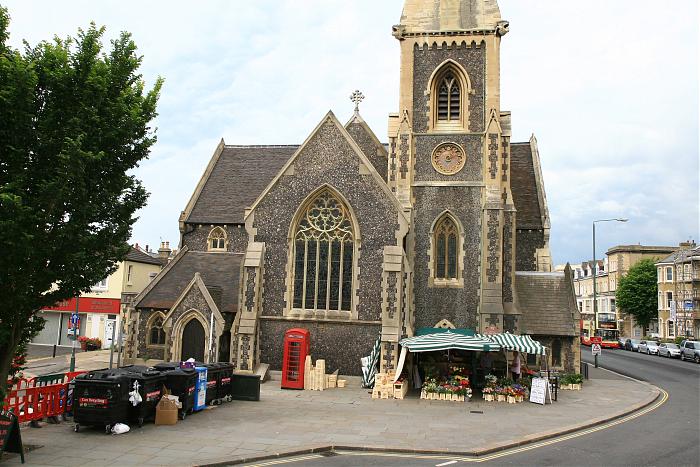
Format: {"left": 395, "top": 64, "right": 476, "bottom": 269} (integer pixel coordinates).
{"left": 434, "top": 215, "right": 458, "bottom": 279}
{"left": 292, "top": 190, "right": 354, "bottom": 312}
{"left": 437, "top": 71, "right": 460, "bottom": 122}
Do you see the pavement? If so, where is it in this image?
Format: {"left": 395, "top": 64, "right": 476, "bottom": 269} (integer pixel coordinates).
{"left": 2, "top": 364, "right": 660, "bottom": 466}
{"left": 24, "top": 347, "right": 118, "bottom": 378}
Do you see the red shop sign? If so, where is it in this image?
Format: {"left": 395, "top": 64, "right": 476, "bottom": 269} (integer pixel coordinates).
{"left": 42, "top": 297, "right": 121, "bottom": 314}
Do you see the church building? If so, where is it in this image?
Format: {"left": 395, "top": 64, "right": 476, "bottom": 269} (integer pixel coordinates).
{"left": 126, "top": 0, "right": 580, "bottom": 375}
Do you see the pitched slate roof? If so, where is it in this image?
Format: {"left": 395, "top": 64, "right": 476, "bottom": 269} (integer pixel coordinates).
{"left": 656, "top": 245, "right": 700, "bottom": 264}
{"left": 515, "top": 269, "right": 579, "bottom": 336}
{"left": 125, "top": 247, "right": 163, "bottom": 266}
{"left": 136, "top": 249, "right": 243, "bottom": 313}
{"left": 186, "top": 145, "right": 298, "bottom": 225}
{"left": 510, "top": 142, "right": 543, "bottom": 230}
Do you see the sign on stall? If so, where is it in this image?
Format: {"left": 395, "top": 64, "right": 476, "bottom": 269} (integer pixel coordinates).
{"left": 529, "top": 377, "right": 552, "bottom": 405}
{"left": 592, "top": 343, "right": 602, "bottom": 356}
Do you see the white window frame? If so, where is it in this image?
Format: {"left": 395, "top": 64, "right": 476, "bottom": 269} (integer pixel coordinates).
{"left": 127, "top": 264, "right": 134, "bottom": 285}
{"left": 666, "top": 266, "right": 673, "bottom": 282}
{"left": 92, "top": 278, "right": 108, "bottom": 291}
{"left": 666, "top": 291, "right": 673, "bottom": 309}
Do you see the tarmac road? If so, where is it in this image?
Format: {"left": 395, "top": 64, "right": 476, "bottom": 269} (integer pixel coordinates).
{"left": 251, "top": 346, "right": 699, "bottom": 467}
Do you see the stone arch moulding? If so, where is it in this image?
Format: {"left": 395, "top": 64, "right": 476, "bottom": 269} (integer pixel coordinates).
{"left": 283, "top": 183, "right": 361, "bottom": 319}
{"left": 207, "top": 226, "right": 228, "bottom": 251}
{"left": 169, "top": 308, "right": 213, "bottom": 364}
{"left": 428, "top": 210, "right": 466, "bottom": 288}
{"left": 425, "top": 59, "right": 473, "bottom": 132}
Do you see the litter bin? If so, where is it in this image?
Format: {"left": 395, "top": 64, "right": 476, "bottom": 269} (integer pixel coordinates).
{"left": 215, "top": 363, "right": 234, "bottom": 403}
{"left": 73, "top": 369, "right": 132, "bottom": 434}
{"left": 124, "top": 367, "right": 165, "bottom": 426}
{"left": 162, "top": 368, "right": 197, "bottom": 419}
{"left": 231, "top": 372, "right": 261, "bottom": 401}
{"left": 202, "top": 363, "right": 220, "bottom": 405}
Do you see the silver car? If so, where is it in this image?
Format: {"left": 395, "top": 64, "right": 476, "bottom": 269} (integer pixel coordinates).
{"left": 638, "top": 340, "right": 660, "bottom": 355}
{"left": 657, "top": 342, "right": 680, "bottom": 358}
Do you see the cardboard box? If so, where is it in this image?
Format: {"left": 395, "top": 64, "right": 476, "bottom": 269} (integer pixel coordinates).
{"left": 155, "top": 394, "right": 180, "bottom": 426}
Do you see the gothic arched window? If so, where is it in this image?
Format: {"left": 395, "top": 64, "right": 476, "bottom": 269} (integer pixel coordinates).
{"left": 434, "top": 214, "right": 459, "bottom": 280}
{"left": 208, "top": 227, "right": 227, "bottom": 251}
{"left": 437, "top": 70, "right": 460, "bottom": 122}
{"left": 291, "top": 189, "right": 355, "bottom": 312}
{"left": 147, "top": 314, "right": 166, "bottom": 346}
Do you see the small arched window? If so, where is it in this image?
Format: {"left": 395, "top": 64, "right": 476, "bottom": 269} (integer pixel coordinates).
{"left": 148, "top": 315, "right": 166, "bottom": 346}
{"left": 291, "top": 189, "right": 355, "bottom": 312}
{"left": 437, "top": 70, "right": 460, "bottom": 122}
{"left": 434, "top": 215, "right": 458, "bottom": 280}
{"left": 208, "top": 227, "right": 227, "bottom": 251}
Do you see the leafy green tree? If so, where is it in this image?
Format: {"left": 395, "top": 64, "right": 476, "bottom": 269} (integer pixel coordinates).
{"left": 0, "top": 6, "right": 162, "bottom": 395}
{"left": 616, "top": 259, "right": 658, "bottom": 335}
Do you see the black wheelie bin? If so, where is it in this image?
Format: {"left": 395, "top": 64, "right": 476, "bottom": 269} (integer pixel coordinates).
{"left": 215, "top": 363, "right": 234, "bottom": 403}
{"left": 153, "top": 363, "right": 198, "bottom": 419}
{"left": 73, "top": 369, "right": 132, "bottom": 434}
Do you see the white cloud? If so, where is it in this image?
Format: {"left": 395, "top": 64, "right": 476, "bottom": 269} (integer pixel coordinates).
{"left": 3, "top": 0, "right": 697, "bottom": 263}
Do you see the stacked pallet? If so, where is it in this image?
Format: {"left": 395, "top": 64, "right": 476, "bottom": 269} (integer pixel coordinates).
{"left": 303, "top": 356, "right": 340, "bottom": 391}
{"left": 371, "top": 372, "right": 396, "bottom": 399}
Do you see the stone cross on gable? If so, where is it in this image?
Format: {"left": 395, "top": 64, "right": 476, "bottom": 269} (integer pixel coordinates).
{"left": 350, "top": 89, "right": 365, "bottom": 113}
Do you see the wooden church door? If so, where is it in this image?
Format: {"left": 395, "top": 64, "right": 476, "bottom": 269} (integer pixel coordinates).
{"left": 181, "top": 318, "right": 205, "bottom": 362}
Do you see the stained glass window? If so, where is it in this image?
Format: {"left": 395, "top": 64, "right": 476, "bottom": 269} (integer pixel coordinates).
{"left": 434, "top": 215, "right": 458, "bottom": 279}
{"left": 292, "top": 190, "right": 354, "bottom": 312}
{"left": 437, "top": 70, "right": 460, "bottom": 122}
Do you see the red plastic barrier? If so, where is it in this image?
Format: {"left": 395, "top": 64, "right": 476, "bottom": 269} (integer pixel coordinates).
{"left": 3, "top": 370, "right": 86, "bottom": 422}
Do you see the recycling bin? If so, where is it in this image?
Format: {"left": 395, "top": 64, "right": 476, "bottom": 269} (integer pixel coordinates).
{"left": 193, "top": 366, "right": 208, "bottom": 411}
{"left": 215, "top": 363, "right": 234, "bottom": 403}
{"left": 202, "top": 363, "right": 219, "bottom": 405}
{"left": 73, "top": 369, "right": 133, "bottom": 434}
{"left": 124, "top": 367, "right": 165, "bottom": 426}
{"left": 163, "top": 368, "right": 197, "bottom": 419}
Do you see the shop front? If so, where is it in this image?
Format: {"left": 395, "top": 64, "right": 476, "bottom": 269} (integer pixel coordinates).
{"left": 32, "top": 297, "right": 121, "bottom": 348}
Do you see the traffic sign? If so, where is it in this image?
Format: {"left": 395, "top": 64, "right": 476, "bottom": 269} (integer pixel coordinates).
{"left": 592, "top": 343, "right": 602, "bottom": 355}
{"left": 70, "top": 312, "right": 79, "bottom": 325}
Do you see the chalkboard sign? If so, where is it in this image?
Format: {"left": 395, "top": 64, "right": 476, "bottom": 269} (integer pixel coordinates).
{"left": 529, "top": 377, "right": 552, "bottom": 405}
{"left": 0, "top": 411, "right": 24, "bottom": 463}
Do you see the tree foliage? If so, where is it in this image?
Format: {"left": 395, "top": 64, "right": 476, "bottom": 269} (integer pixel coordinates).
{"left": 0, "top": 6, "right": 162, "bottom": 394}
{"left": 616, "top": 259, "right": 658, "bottom": 332}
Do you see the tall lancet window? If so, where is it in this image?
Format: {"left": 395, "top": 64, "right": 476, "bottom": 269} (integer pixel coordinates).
{"left": 434, "top": 214, "right": 458, "bottom": 280}
{"left": 292, "top": 189, "right": 355, "bottom": 312}
{"left": 437, "top": 70, "right": 460, "bottom": 122}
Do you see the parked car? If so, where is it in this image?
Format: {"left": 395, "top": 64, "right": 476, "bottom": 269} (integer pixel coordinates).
{"left": 616, "top": 336, "right": 627, "bottom": 349}
{"left": 624, "top": 338, "right": 641, "bottom": 351}
{"left": 638, "top": 340, "right": 660, "bottom": 355}
{"left": 679, "top": 340, "right": 700, "bottom": 363}
{"left": 657, "top": 342, "right": 681, "bottom": 358}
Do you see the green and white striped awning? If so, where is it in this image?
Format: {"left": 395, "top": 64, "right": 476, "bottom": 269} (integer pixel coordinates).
{"left": 399, "top": 331, "right": 501, "bottom": 352}
{"left": 476, "top": 332, "right": 546, "bottom": 355}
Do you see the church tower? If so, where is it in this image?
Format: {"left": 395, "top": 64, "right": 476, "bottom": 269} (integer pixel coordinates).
{"left": 388, "top": 0, "right": 517, "bottom": 334}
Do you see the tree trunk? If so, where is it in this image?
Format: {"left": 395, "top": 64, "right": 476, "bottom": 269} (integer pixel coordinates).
{"left": 0, "top": 322, "right": 22, "bottom": 399}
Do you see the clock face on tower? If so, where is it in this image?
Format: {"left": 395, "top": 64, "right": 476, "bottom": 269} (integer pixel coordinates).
{"left": 431, "top": 142, "right": 465, "bottom": 175}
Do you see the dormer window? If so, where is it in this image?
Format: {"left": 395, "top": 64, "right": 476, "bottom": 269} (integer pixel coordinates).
{"left": 208, "top": 227, "right": 227, "bottom": 251}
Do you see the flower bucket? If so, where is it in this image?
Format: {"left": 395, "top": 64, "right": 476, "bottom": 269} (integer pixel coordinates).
{"left": 439, "top": 393, "right": 446, "bottom": 400}
{"left": 571, "top": 383, "right": 581, "bottom": 390}
{"left": 515, "top": 395, "right": 524, "bottom": 403}
{"left": 484, "top": 394, "right": 494, "bottom": 402}
{"left": 497, "top": 394, "right": 506, "bottom": 402}
{"left": 420, "top": 390, "right": 427, "bottom": 399}
{"left": 507, "top": 395, "right": 516, "bottom": 404}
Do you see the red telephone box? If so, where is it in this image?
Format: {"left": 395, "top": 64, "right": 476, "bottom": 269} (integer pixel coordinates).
{"left": 281, "top": 328, "right": 310, "bottom": 389}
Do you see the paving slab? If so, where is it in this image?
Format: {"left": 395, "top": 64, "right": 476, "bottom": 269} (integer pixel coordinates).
{"left": 2, "top": 368, "right": 659, "bottom": 466}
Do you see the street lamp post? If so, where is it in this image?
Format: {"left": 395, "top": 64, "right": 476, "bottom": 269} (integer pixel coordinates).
{"left": 592, "top": 218, "right": 628, "bottom": 368}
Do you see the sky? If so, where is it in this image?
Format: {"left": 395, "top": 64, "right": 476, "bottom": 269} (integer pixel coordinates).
{"left": 3, "top": 0, "right": 699, "bottom": 265}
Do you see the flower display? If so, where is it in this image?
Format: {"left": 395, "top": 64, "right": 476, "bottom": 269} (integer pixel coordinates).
{"left": 421, "top": 367, "right": 472, "bottom": 399}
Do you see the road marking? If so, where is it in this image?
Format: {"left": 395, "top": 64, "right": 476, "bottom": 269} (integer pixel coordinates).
{"left": 436, "top": 461, "right": 458, "bottom": 466}
{"left": 244, "top": 454, "right": 325, "bottom": 466}
{"left": 332, "top": 387, "right": 669, "bottom": 465}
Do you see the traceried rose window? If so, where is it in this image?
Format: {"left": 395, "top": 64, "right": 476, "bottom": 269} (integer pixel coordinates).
{"left": 292, "top": 190, "right": 354, "bottom": 312}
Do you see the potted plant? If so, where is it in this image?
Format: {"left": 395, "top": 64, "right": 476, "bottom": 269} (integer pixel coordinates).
{"left": 85, "top": 337, "right": 102, "bottom": 351}
{"left": 77, "top": 336, "right": 89, "bottom": 351}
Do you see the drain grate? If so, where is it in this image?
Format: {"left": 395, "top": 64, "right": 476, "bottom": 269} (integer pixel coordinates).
{"left": 470, "top": 410, "right": 483, "bottom": 414}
